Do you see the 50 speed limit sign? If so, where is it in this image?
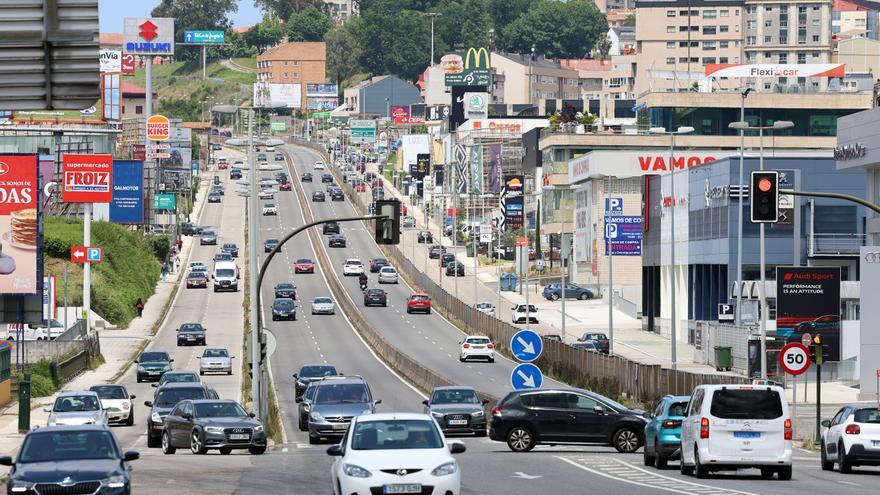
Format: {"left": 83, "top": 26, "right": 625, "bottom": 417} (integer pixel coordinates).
{"left": 779, "top": 342, "right": 810, "bottom": 375}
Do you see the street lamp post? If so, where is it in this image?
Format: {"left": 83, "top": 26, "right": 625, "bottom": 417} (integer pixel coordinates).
{"left": 728, "top": 119, "right": 794, "bottom": 379}
{"left": 648, "top": 126, "right": 695, "bottom": 370}
{"left": 734, "top": 88, "right": 752, "bottom": 326}
{"left": 424, "top": 13, "right": 442, "bottom": 66}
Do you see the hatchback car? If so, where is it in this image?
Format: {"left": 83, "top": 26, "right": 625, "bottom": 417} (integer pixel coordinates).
{"left": 407, "top": 293, "right": 432, "bottom": 314}
{"left": 439, "top": 253, "right": 456, "bottom": 268}
{"left": 161, "top": 399, "right": 266, "bottom": 455}
{"left": 323, "top": 221, "right": 340, "bottom": 235}
{"left": 369, "top": 257, "right": 390, "bottom": 272}
{"left": 207, "top": 193, "right": 221, "bottom": 203}
{"left": 343, "top": 259, "right": 364, "bottom": 276}
{"left": 262, "top": 203, "right": 277, "bottom": 215}
{"left": 417, "top": 230, "right": 433, "bottom": 243}
{"left": 459, "top": 336, "right": 495, "bottom": 362}
{"left": 821, "top": 404, "right": 880, "bottom": 473}
{"left": 301, "top": 172, "right": 313, "bottom": 182}
{"left": 378, "top": 266, "right": 398, "bottom": 284}
{"left": 446, "top": 261, "right": 465, "bottom": 277}
{"left": 363, "top": 288, "right": 387, "bottom": 307}
{"left": 577, "top": 332, "right": 610, "bottom": 354}
{"left": 328, "top": 234, "right": 346, "bottom": 248}
{"left": 327, "top": 413, "right": 463, "bottom": 494}
{"left": 312, "top": 191, "right": 326, "bottom": 202}
{"left": 308, "top": 377, "right": 380, "bottom": 443}
{"left": 475, "top": 302, "right": 495, "bottom": 316}
{"left": 200, "top": 347, "right": 233, "bottom": 375}
{"left": 424, "top": 386, "right": 488, "bottom": 436}
{"left": 46, "top": 391, "right": 108, "bottom": 427}
{"left": 679, "top": 384, "right": 791, "bottom": 479}
{"left": 186, "top": 272, "right": 208, "bottom": 289}
{"left": 511, "top": 304, "right": 538, "bottom": 324}
{"left": 331, "top": 189, "right": 344, "bottom": 201}
{"left": 136, "top": 351, "right": 173, "bottom": 383}
{"left": 543, "top": 283, "right": 594, "bottom": 301}
{"left": 489, "top": 388, "right": 648, "bottom": 453}
{"left": 643, "top": 395, "right": 690, "bottom": 469}
{"left": 321, "top": 173, "right": 334, "bottom": 183}
{"left": 90, "top": 384, "right": 136, "bottom": 426}
{"left": 295, "top": 258, "right": 315, "bottom": 273}
{"left": 176, "top": 323, "right": 206, "bottom": 346}
{"left": 298, "top": 381, "right": 320, "bottom": 431}
{"left": 222, "top": 243, "right": 239, "bottom": 257}
{"left": 272, "top": 297, "right": 297, "bottom": 321}
{"left": 264, "top": 238, "right": 280, "bottom": 252}
{"left": 311, "top": 297, "right": 336, "bottom": 315}
{"left": 293, "top": 364, "right": 339, "bottom": 397}
{"left": 274, "top": 282, "right": 297, "bottom": 299}
{"left": 200, "top": 229, "right": 217, "bottom": 245}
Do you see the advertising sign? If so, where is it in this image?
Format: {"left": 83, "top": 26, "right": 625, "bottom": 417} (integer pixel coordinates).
{"left": 306, "top": 83, "right": 338, "bottom": 97}
{"left": 123, "top": 18, "right": 175, "bottom": 56}
{"left": 121, "top": 53, "right": 136, "bottom": 74}
{"left": 146, "top": 115, "right": 170, "bottom": 141}
{"left": 99, "top": 49, "right": 121, "bottom": 73}
{"left": 776, "top": 266, "right": 841, "bottom": 362}
{"left": 62, "top": 154, "right": 113, "bottom": 203}
{"left": 503, "top": 175, "right": 525, "bottom": 230}
{"left": 450, "top": 85, "right": 486, "bottom": 131}
{"left": 253, "top": 82, "right": 302, "bottom": 108}
{"left": 184, "top": 30, "right": 225, "bottom": 44}
{"left": 470, "top": 145, "right": 483, "bottom": 194}
{"left": 705, "top": 63, "right": 846, "bottom": 79}
{"left": 433, "top": 163, "right": 445, "bottom": 187}
{"left": 426, "top": 105, "right": 450, "bottom": 121}
{"left": 0, "top": 155, "right": 39, "bottom": 295}
{"left": 109, "top": 160, "right": 143, "bottom": 224}
{"left": 861, "top": 246, "right": 880, "bottom": 399}
{"left": 391, "top": 106, "right": 409, "bottom": 124}
{"left": 443, "top": 47, "right": 492, "bottom": 86}
{"left": 155, "top": 194, "right": 175, "bottom": 210}
{"left": 307, "top": 97, "right": 338, "bottom": 111}
{"left": 604, "top": 215, "right": 642, "bottom": 256}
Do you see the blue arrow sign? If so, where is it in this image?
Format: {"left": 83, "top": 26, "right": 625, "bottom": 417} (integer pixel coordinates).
{"left": 511, "top": 363, "right": 543, "bottom": 390}
{"left": 510, "top": 329, "right": 543, "bottom": 362}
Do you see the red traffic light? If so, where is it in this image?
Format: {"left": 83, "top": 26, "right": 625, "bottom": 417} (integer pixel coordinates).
{"left": 758, "top": 178, "right": 773, "bottom": 192}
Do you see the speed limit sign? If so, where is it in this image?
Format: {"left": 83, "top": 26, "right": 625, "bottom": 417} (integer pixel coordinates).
{"left": 779, "top": 342, "right": 810, "bottom": 375}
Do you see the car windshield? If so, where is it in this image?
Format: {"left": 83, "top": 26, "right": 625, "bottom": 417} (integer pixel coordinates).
{"left": 668, "top": 401, "right": 688, "bottom": 417}
{"left": 709, "top": 389, "right": 783, "bottom": 419}
{"left": 91, "top": 386, "right": 127, "bottom": 400}
{"left": 195, "top": 402, "right": 248, "bottom": 418}
{"left": 587, "top": 334, "right": 608, "bottom": 341}
{"left": 267, "top": 239, "right": 279, "bottom": 244}
{"left": 265, "top": 204, "right": 275, "bottom": 208}
{"left": 854, "top": 408, "right": 880, "bottom": 423}
{"left": 432, "top": 389, "right": 480, "bottom": 405}
{"left": 301, "top": 365, "right": 337, "bottom": 378}
{"left": 203, "top": 349, "right": 228, "bottom": 358}
{"left": 224, "top": 244, "right": 236, "bottom": 250}
{"left": 314, "top": 383, "right": 368, "bottom": 404}
{"left": 373, "top": 258, "right": 387, "bottom": 264}
{"left": 155, "top": 388, "right": 208, "bottom": 407}
{"left": 53, "top": 395, "right": 100, "bottom": 412}
{"left": 467, "top": 338, "right": 491, "bottom": 345}
{"left": 411, "top": 295, "right": 428, "bottom": 301}
{"left": 216, "top": 269, "right": 235, "bottom": 278}
{"left": 140, "top": 352, "right": 169, "bottom": 363}
{"left": 346, "top": 261, "right": 362, "bottom": 266}
{"left": 215, "top": 254, "right": 231, "bottom": 261}
{"left": 274, "top": 299, "right": 293, "bottom": 309}
{"left": 297, "top": 259, "right": 312, "bottom": 264}
{"left": 161, "top": 373, "right": 198, "bottom": 384}
{"left": 381, "top": 268, "right": 396, "bottom": 273}
{"left": 277, "top": 283, "right": 294, "bottom": 290}
{"left": 518, "top": 305, "right": 537, "bottom": 312}
{"left": 190, "top": 266, "right": 206, "bottom": 273}
{"left": 202, "top": 230, "right": 216, "bottom": 236}
{"left": 19, "top": 431, "right": 118, "bottom": 463}
{"left": 188, "top": 273, "right": 205, "bottom": 279}
{"left": 180, "top": 324, "right": 202, "bottom": 333}
{"left": 351, "top": 420, "right": 443, "bottom": 450}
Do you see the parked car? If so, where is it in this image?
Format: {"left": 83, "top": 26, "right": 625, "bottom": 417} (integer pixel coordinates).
{"left": 511, "top": 304, "right": 538, "bottom": 324}
{"left": 45, "top": 391, "right": 108, "bottom": 426}
{"left": 680, "top": 384, "right": 791, "bottom": 479}
{"left": 643, "top": 395, "right": 690, "bottom": 469}
{"left": 489, "top": 388, "right": 648, "bottom": 453}
{"left": 459, "top": 335, "right": 495, "bottom": 362}
{"left": 821, "top": 404, "right": 880, "bottom": 473}
{"left": 322, "top": 221, "right": 340, "bottom": 235}
{"left": 176, "top": 322, "right": 206, "bottom": 346}
{"left": 295, "top": 258, "right": 315, "bottom": 274}
{"left": 90, "top": 384, "right": 136, "bottom": 426}
{"left": 293, "top": 364, "right": 339, "bottom": 397}
{"left": 543, "top": 283, "right": 594, "bottom": 301}
{"left": 274, "top": 153, "right": 284, "bottom": 160}
{"left": 377, "top": 266, "right": 398, "bottom": 284}
{"left": 423, "top": 386, "right": 488, "bottom": 436}
{"left": 274, "top": 282, "right": 297, "bottom": 300}
{"left": 407, "top": 293, "right": 432, "bottom": 314}
{"left": 577, "top": 332, "right": 610, "bottom": 354}
{"left": 161, "top": 399, "right": 266, "bottom": 455}
{"left": 199, "top": 347, "right": 233, "bottom": 375}
{"left": 363, "top": 288, "right": 387, "bottom": 307}
{"left": 272, "top": 297, "right": 297, "bottom": 321}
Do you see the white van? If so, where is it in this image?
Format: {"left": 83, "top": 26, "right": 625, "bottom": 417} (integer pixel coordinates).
{"left": 680, "top": 384, "right": 792, "bottom": 480}
{"left": 4, "top": 320, "right": 64, "bottom": 341}
{"left": 213, "top": 261, "right": 238, "bottom": 292}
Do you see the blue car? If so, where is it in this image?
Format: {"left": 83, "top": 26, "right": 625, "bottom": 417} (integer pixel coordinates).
{"left": 643, "top": 394, "right": 690, "bottom": 469}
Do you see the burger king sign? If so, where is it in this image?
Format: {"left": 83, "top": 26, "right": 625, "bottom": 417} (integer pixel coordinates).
{"left": 146, "top": 114, "right": 170, "bottom": 141}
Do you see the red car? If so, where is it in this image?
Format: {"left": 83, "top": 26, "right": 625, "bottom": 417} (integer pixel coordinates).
{"left": 186, "top": 272, "right": 208, "bottom": 288}
{"left": 355, "top": 184, "right": 366, "bottom": 192}
{"left": 217, "top": 162, "right": 228, "bottom": 170}
{"left": 294, "top": 258, "right": 315, "bottom": 274}
{"left": 400, "top": 204, "right": 407, "bottom": 215}
{"left": 279, "top": 182, "right": 292, "bottom": 191}
{"left": 406, "top": 293, "right": 432, "bottom": 314}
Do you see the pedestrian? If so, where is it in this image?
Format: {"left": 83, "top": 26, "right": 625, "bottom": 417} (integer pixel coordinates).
{"left": 177, "top": 238, "right": 183, "bottom": 252}
{"left": 135, "top": 298, "right": 144, "bottom": 318}
{"left": 175, "top": 255, "right": 181, "bottom": 272}
{"left": 161, "top": 263, "right": 168, "bottom": 281}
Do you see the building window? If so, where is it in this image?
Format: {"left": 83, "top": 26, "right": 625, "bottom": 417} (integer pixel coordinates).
{"left": 735, "top": 56, "right": 740, "bottom": 63}
{"left": 667, "top": 10, "right": 675, "bottom": 16}
{"left": 746, "top": 5, "right": 756, "bottom": 14}
{"left": 720, "top": 25, "right": 729, "bottom": 32}
{"left": 667, "top": 41, "right": 676, "bottom": 49}
{"left": 747, "top": 36, "right": 756, "bottom": 45}
{"left": 799, "top": 6, "right": 806, "bottom": 14}
{"left": 779, "top": 52, "right": 788, "bottom": 63}
{"left": 135, "top": 105, "right": 143, "bottom": 114}
{"left": 812, "top": 35, "right": 819, "bottom": 42}
{"left": 283, "top": 72, "right": 288, "bottom": 78}
{"left": 703, "top": 25, "right": 716, "bottom": 34}
{"left": 679, "top": 9, "right": 688, "bottom": 16}
{"left": 720, "top": 57, "right": 729, "bottom": 63}
{"left": 812, "top": 51, "right": 819, "bottom": 58}
{"left": 764, "top": 51, "right": 773, "bottom": 58}
{"left": 702, "top": 57, "right": 716, "bottom": 64}
{"left": 283, "top": 61, "right": 288, "bottom": 66}
{"left": 703, "top": 41, "right": 716, "bottom": 50}
{"left": 766, "top": 6, "right": 773, "bottom": 11}
{"left": 812, "top": 5, "right": 819, "bottom": 10}
{"left": 703, "top": 10, "right": 716, "bottom": 18}
{"left": 764, "top": 35, "right": 772, "bottom": 43}
{"left": 669, "top": 26, "right": 677, "bottom": 33}
{"left": 747, "top": 20, "right": 756, "bottom": 29}
{"left": 691, "top": 9, "right": 698, "bottom": 16}
{"left": 798, "top": 53, "right": 806, "bottom": 63}
{"left": 765, "top": 20, "right": 773, "bottom": 27}
{"left": 720, "top": 41, "right": 729, "bottom": 48}
{"left": 720, "top": 9, "right": 729, "bottom": 17}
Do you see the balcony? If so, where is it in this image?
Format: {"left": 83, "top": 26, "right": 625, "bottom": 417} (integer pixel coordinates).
{"left": 808, "top": 233, "right": 865, "bottom": 257}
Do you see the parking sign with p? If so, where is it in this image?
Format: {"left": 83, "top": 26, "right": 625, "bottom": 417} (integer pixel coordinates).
{"left": 605, "top": 197, "right": 623, "bottom": 214}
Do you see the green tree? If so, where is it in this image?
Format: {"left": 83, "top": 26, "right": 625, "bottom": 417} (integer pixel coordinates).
{"left": 500, "top": 0, "right": 607, "bottom": 58}
{"left": 220, "top": 30, "right": 255, "bottom": 58}
{"left": 325, "top": 26, "right": 363, "bottom": 86}
{"left": 254, "top": 0, "right": 324, "bottom": 20}
{"left": 151, "top": 0, "right": 238, "bottom": 62}
{"left": 489, "top": 0, "right": 537, "bottom": 48}
{"left": 287, "top": 5, "right": 333, "bottom": 41}
{"left": 436, "top": 0, "right": 491, "bottom": 51}
{"left": 350, "top": 9, "right": 431, "bottom": 80}
{"left": 595, "top": 32, "right": 612, "bottom": 60}
{"left": 245, "top": 12, "right": 286, "bottom": 52}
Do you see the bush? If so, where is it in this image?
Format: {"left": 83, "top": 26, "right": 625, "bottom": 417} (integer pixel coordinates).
{"left": 152, "top": 235, "right": 171, "bottom": 262}
{"left": 30, "top": 374, "right": 56, "bottom": 397}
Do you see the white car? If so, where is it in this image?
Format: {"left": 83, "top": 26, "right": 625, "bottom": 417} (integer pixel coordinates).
{"left": 821, "top": 404, "right": 880, "bottom": 473}
{"left": 315, "top": 161, "right": 325, "bottom": 170}
{"left": 328, "top": 412, "right": 465, "bottom": 495}
{"left": 89, "top": 384, "right": 135, "bottom": 426}
{"left": 4, "top": 319, "right": 64, "bottom": 341}
{"left": 188, "top": 261, "right": 206, "bottom": 273}
{"left": 262, "top": 203, "right": 278, "bottom": 215}
{"left": 378, "top": 266, "right": 398, "bottom": 284}
{"left": 45, "top": 391, "right": 108, "bottom": 427}
{"left": 343, "top": 259, "right": 365, "bottom": 276}
{"left": 680, "top": 384, "right": 791, "bottom": 480}
{"left": 511, "top": 304, "right": 538, "bottom": 324}
{"left": 459, "top": 336, "right": 495, "bottom": 362}
{"left": 311, "top": 297, "right": 336, "bottom": 315}
{"left": 258, "top": 189, "right": 275, "bottom": 199}
{"left": 475, "top": 302, "right": 495, "bottom": 316}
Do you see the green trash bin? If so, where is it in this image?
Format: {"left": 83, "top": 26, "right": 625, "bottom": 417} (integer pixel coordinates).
{"left": 466, "top": 244, "right": 474, "bottom": 257}
{"left": 714, "top": 346, "right": 732, "bottom": 372}
{"left": 18, "top": 373, "right": 31, "bottom": 433}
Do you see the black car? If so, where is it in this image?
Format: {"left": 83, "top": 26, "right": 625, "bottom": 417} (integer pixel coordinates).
{"left": 222, "top": 243, "right": 239, "bottom": 258}
{"left": 446, "top": 261, "right": 465, "bottom": 277}
{"left": 181, "top": 222, "right": 202, "bottom": 236}
{"left": 274, "top": 282, "right": 297, "bottom": 300}
{"left": 301, "top": 172, "right": 313, "bottom": 182}
{"left": 136, "top": 351, "right": 173, "bottom": 383}
{"left": 264, "top": 238, "right": 280, "bottom": 253}
{"left": 271, "top": 297, "right": 297, "bottom": 321}
{"left": 328, "top": 234, "right": 346, "bottom": 248}
{"left": 440, "top": 253, "right": 456, "bottom": 268}
{"left": 274, "top": 153, "right": 284, "bottom": 160}
{"left": 161, "top": 399, "right": 266, "bottom": 455}
{"left": 428, "top": 244, "right": 446, "bottom": 259}
{"left": 372, "top": 187, "right": 384, "bottom": 200}
{"left": 417, "top": 230, "right": 433, "bottom": 243}
{"left": 0, "top": 426, "right": 140, "bottom": 493}
{"left": 363, "top": 288, "right": 387, "bottom": 307}
{"left": 177, "top": 323, "right": 206, "bottom": 346}
{"left": 489, "top": 388, "right": 648, "bottom": 453}
{"left": 312, "top": 191, "right": 325, "bottom": 202}
{"left": 208, "top": 193, "right": 222, "bottom": 203}
{"left": 211, "top": 185, "right": 224, "bottom": 196}
{"left": 144, "top": 382, "right": 217, "bottom": 448}
{"left": 577, "top": 332, "right": 610, "bottom": 354}
{"left": 230, "top": 168, "right": 242, "bottom": 179}
{"left": 323, "top": 222, "right": 340, "bottom": 235}
{"left": 293, "top": 364, "right": 339, "bottom": 397}
{"left": 321, "top": 173, "right": 333, "bottom": 183}
{"left": 331, "top": 189, "right": 344, "bottom": 201}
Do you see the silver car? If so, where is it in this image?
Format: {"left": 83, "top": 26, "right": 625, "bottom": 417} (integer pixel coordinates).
{"left": 200, "top": 347, "right": 233, "bottom": 375}
{"left": 311, "top": 296, "right": 336, "bottom": 315}
{"left": 378, "top": 266, "right": 398, "bottom": 284}
{"left": 46, "top": 391, "right": 108, "bottom": 426}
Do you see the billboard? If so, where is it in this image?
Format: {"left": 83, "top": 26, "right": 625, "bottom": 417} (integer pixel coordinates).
{"left": 99, "top": 49, "right": 121, "bottom": 73}
{"left": 488, "top": 143, "right": 502, "bottom": 193}
{"left": 306, "top": 83, "right": 338, "bottom": 97}
{"left": 155, "top": 194, "right": 175, "bottom": 210}
{"left": 443, "top": 47, "right": 492, "bottom": 86}
{"left": 110, "top": 160, "right": 143, "bottom": 224}
{"left": 0, "top": 155, "right": 39, "bottom": 295}
{"left": 776, "top": 266, "right": 841, "bottom": 362}
{"left": 450, "top": 85, "right": 486, "bottom": 130}
{"left": 860, "top": 247, "right": 880, "bottom": 398}
{"left": 307, "top": 97, "right": 339, "bottom": 111}
{"left": 253, "top": 82, "right": 302, "bottom": 108}
{"left": 502, "top": 175, "right": 525, "bottom": 230}
{"left": 184, "top": 30, "right": 225, "bottom": 44}
{"left": 391, "top": 106, "right": 409, "bottom": 124}
{"left": 123, "top": 18, "right": 175, "bottom": 56}
{"left": 62, "top": 154, "right": 113, "bottom": 203}
{"left": 146, "top": 115, "right": 170, "bottom": 141}
{"left": 705, "top": 63, "right": 845, "bottom": 79}
{"left": 470, "top": 145, "right": 483, "bottom": 194}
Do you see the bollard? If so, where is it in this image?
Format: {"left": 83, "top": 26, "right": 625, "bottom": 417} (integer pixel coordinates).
{"left": 18, "top": 373, "right": 31, "bottom": 433}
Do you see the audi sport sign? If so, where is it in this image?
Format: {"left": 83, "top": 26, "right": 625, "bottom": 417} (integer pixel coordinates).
{"left": 705, "top": 63, "right": 845, "bottom": 79}
{"left": 62, "top": 154, "right": 113, "bottom": 203}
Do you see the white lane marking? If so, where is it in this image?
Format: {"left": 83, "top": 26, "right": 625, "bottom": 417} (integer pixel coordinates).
{"left": 840, "top": 481, "right": 861, "bottom": 487}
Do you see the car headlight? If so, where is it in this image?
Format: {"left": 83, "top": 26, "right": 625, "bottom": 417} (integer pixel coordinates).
{"left": 431, "top": 411, "right": 444, "bottom": 418}
{"left": 431, "top": 461, "right": 458, "bottom": 476}
{"left": 151, "top": 412, "right": 162, "bottom": 423}
{"left": 205, "top": 426, "right": 225, "bottom": 433}
{"left": 137, "top": 365, "right": 146, "bottom": 371}
{"left": 253, "top": 424, "right": 264, "bottom": 432}
{"left": 122, "top": 402, "right": 130, "bottom": 410}
{"left": 310, "top": 411, "right": 324, "bottom": 422}
{"left": 472, "top": 410, "right": 484, "bottom": 418}
{"left": 9, "top": 480, "right": 35, "bottom": 493}
{"left": 163, "top": 365, "right": 171, "bottom": 371}
{"left": 342, "top": 463, "right": 372, "bottom": 478}
{"left": 105, "top": 474, "right": 126, "bottom": 489}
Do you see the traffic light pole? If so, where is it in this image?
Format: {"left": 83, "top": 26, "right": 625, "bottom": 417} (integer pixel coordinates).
{"left": 759, "top": 127, "right": 767, "bottom": 379}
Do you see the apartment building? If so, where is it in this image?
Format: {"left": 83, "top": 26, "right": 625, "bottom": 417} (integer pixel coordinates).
{"left": 491, "top": 52, "right": 582, "bottom": 107}
{"left": 634, "top": 0, "right": 745, "bottom": 94}
{"left": 324, "top": 0, "right": 358, "bottom": 23}
{"left": 832, "top": 0, "right": 879, "bottom": 39}
{"left": 256, "top": 42, "right": 327, "bottom": 110}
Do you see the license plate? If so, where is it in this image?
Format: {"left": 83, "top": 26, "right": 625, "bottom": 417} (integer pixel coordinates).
{"left": 734, "top": 432, "right": 761, "bottom": 438}
{"left": 332, "top": 423, "right": 349, "bottom": 430}
{"left": 448, "top": 419, "right": 468, "bottom": 426}
{"left": 228, "top": 433, "right": 249, "bottom": 440}
{"left": 149, "top": 371, "right": 160, "bottom": 375}
{"left": 383, "top": 484, "right": 422, "bottom": 494}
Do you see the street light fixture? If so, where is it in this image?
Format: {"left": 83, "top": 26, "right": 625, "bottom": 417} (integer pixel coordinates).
{"left": 648, "top": 125, "right": 694, "bottom": 370}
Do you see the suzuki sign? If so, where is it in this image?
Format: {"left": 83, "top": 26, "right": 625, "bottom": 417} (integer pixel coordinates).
{"left": 123, "top": 18, "right": 175, "bottom": 56}
{"left": 62, "top": 154, "right": 113, "bottom": 203}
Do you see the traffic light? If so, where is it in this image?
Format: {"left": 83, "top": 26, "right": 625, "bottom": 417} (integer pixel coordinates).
{"left": 750, "top": 171, "right": 779, "bottom": 223}
{"left": 812, "top": 335, "right": 824, "bottom": 365}
{"left": 375, "top": 199, "right": 401, "bottom": 245}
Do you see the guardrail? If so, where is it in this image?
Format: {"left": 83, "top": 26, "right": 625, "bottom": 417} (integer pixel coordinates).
{"left": 50, "top": 333, "right": 100, "bottom": 387}
{"left": 55, "top": 319, "right": 87, "bottom": 341}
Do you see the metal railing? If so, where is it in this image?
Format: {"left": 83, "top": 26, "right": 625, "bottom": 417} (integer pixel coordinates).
{"left": 808, "top": 233, "right": 865, "bottom": 257}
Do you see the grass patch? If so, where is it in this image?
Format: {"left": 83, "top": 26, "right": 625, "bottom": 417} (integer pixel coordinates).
{"left": 230, "top": 57, "right": 257, "bottom": 70}
{"left": 265, "top": 381, "right": 283, "bottom": 445}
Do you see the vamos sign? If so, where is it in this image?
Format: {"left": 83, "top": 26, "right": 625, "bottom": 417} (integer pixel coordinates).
{"left": 62, "top": 154, "right": 113, "bottom": 203}
{"left": 146, "top": 115, "right": 170, "bottom": 141}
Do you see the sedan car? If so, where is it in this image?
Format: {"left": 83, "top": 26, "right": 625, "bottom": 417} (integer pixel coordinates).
{"left": 295, "top": 258, "right": 315, "bottom": 274}
{"left": 301, "top": 172, "right": 313, "bottom": 182}
{"left": 571, "top": 341, "right": 599, "bottom": 352}
{"left": 322, "top": 221, "right": 340, "bottom": 235}
{"left": 643, "top": 395, "right": 690, "bottom": 469}
{"left": 181, "top": 222, "right": 202, "bottom": 236}
{"left": 46, "top": 391, "right": 108, "bottom": 426}
{"left": 274, "top": 153, "right": 284, "bottom": 160}
{"left": 222, "top": 243, "right": 239, "bottom": 258}
{"left": 417, "top": 230, "right": 433, "bottom": 243}
{"left": 213, "top": 251, "right": 233, "bottom": 263}
{"left": 821, "top": 404, "right": 880, "bottom": 473}
{"left": 543, "top": 283, "right": 594, "bottom": 301}
{"left": 378, "top": 266, "right": 398, "bottom": 284}
{"left": 274, "top": 282, "right": 297, "bottom": 300}
{"left": 424, "top": 386, "right": 488, "bottom": 436}
{"left": 402, "top": 215, "right": 416, "bottom": 228}
{"left": 331, "top": 189, "right": 344, "bottom": 201}
{"left": 342, "top": 258, "right": 364, "bottom": 276}
{"left": 577, "top": 332, "right": 610, "bottom": 354}
{"left": 200, "top": 347, "right": 233, "bottom": 376}
{"left": 177, "top": 323, "right": 206, "bottom": 346}
{"left": 136, "top": 351, "right": 173, "bottom": 383}
{"left": 0, "top": 426, "right": 140, "bottom": 494}
{"left": 363, "top": 288, "right": 387, "bottom": 307}
{"left": 187, "top": 271, "right": 208, "bottom": 289}
{"left": 446, "top": 261, "right": 465, "bottom": 277}
{"left": 369, "top": 257, "right": 390, "bottom": 272}
{"left": 144, "top": 383, "right": 218, "bottom": 448}
{"left": 354, "top": 183, "right": 366, "bottom": 192}
{"left": 321, "top": 173, "right": 334, "bottom": 183}
{"left": 311, "top": 297, "right": 336, "bottom": 315}
{"left": 262, "top": 203, "right": 278, "bottom": 215}
{"left": 328, "top": 234, "right": 346, "bottom": 248}
{"left": 312, "top": 191, "right": 326, "bottom": 202}
{"left": 272, "top": 297, "right": 297, "bottom": 321}
{"left": 440, "top": 253, "right": 456, "bottom": 268}
{"left": 475, "top": 302, "right": 495, "bottom": 316}
{"left": 407, "top": 293, "right": 432, "bottom": 314}
{"left": 293, "top": 364, "right": 339, "bottom": 397}
{"left": 314, "top": 161, "right": 325, "bottom": 170}
{"left": 428, "top": 244, "right": 446, "bottom": 259}
{"left": 90, "top": 384, "right": 136, "bottom": 426}
{"left": 258, "top": 189, "right": 275, "bottom": 200}
{"left": 207, "top": 193, "right": 222, "bottom": 203}
{"left": 161, "top": 399, "right": 266, "bottom": 455}
{"left": 199, "top": 229, "right": 218, "bottom": 245}
{"left": 279, "top": 181, "right": 292, "bottom": 191}
{"left": 460, "top": 336, "right": 495, "bottom": 362}
{"left": 327, "top": 413, "right": 464, "bottom": 495}
{"left": 264, "top": 238, "right": 280, "bottom": 253}
{"left": 152, "top": 371, "right": 200, "bottom": 388}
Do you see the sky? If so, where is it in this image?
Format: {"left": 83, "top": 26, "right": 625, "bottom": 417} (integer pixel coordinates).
{"left": 98, "top": 0, "right": 263, "bottom": 33}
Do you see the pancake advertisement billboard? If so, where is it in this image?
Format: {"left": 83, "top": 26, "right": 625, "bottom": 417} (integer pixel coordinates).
{"left": 0, "top": 155, "right": 39, "bottom": 295}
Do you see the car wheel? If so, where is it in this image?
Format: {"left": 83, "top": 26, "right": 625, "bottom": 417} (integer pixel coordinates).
{"left": 147, "top": 430, "right": 160, "bottom": 448}
{"left": 161, "top": 431, "right": 176, "bottom": 455}
{"left": 551, "top": 293, "right": 559, "bottom": 301}
{"left": 406, "top": 308, "right": 412, "bottom": 314}
{"left": 653, "top": 442, "right": 667, "bottom": 469}
{"left": 643, "top": 442, "right": 655, "bottom": 466}
{"left": 227, "top": 370, "right": 232, "bottom": 375}
{"left": 506, "top": 426, "right": 536, "bottom": 452}
{"left": 612, "top": 427, "right": 641, "bottom": 453}
{"left": 579, "top": 293, "right": 589, "bottom": 300}
{"left": 219, "top": 448, "right": 232, "bottom": 455}
{"left": 191, "top": 429, "right": 207, "bottom": 455}
{"left": 249, "top": 446, "right": 266, "bottom": 455}
{"left": 777, "top": 466, "right": 792, "bottom": 480}
{"left": 299, "top": 415, "right": 307, "bottom": 431}
{"left": 200, "top": 370, "right": 204, "bottom": 376}
{"left": 680, "top": 455, "right": 694, "bottom": 476}
{"left": 839, "top": 441, "right": 852, "bottom": 473}
{"left": 821, "top": 442, "right": 834, "bottom": 471}
{"left": 760, "top": 467, "right": 775, "bottom": 478}
{"left": 126, "top": 409, "right": 134, "bottom": 427}
{"left": 309, "top": 434, "right": 319, "bottom": 444}
{"left": 136, "top": 376, "right": 142, "bottom": 383}
{"left": 459, "top": 355, "right": 466, "bottom": 362}
{"left": 694, "top": 448, "right": 709, "bottom": 478}
{"left": 489, "top": 357, "right": 495, "bottom": 363}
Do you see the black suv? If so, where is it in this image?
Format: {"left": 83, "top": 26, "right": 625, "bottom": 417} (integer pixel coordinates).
{"left": 363, "top": 288, "right": 387, "bottom": 307}
{"left": 323, "top": 222, "right": 340, "bottom": 235}
{"left": 144, "top": 382, "right": 218, "bottom": 448}
{"left": 489, "top": 388, "right": 648, "bottom": 453}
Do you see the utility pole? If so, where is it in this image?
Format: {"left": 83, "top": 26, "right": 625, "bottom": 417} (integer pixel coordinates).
{"left": 247, "top": 108, "right": 262, "bottom": 419}
{"left": 424, "top": 13, "right": 442, "bottom": 66}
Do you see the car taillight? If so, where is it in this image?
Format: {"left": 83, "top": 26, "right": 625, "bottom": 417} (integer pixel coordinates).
{"left": 700, "top": 417, "right": 710, "bottom": 439}
{"left": 487, "top": 344, "right": 494, "bottom": 349}
{"left": 662, "top": 420, "right": 682, "bottom": 428}
{"left": 491, "top": 405, "right": 503, "bottom": 417}
{"left": 784, "top": 419, "right": 792, "bottom": 440}
{"left": 845, "top": 424, "right": 861, "bottom": 435}
{"left": 463, "top": 344, "right": 470, "bottom": 348}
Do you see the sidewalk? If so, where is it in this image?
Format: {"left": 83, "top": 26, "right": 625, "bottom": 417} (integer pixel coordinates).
{"left": 0, "top": 176, "right": 210, "bottom": 456}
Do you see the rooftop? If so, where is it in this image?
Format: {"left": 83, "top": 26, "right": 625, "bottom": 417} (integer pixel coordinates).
{"left": 258, "top": 41, "right": 326, "bottom": 61}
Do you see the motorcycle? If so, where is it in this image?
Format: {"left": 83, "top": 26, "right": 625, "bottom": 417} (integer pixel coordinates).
{"left": 359, "top": 281, "right": 368, "bottom": 291}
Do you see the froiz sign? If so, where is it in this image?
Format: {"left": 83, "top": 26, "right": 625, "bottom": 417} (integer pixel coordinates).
{"left": 62, "top": 154, "right": 113, "bottom": 203}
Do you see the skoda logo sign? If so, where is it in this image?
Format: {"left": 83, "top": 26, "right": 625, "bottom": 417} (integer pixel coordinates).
{"left": 865, "top": 252, "right": 880, "bottom": 263}
{"left": 60, "top": 477, "right": 75, "bottom": 487}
